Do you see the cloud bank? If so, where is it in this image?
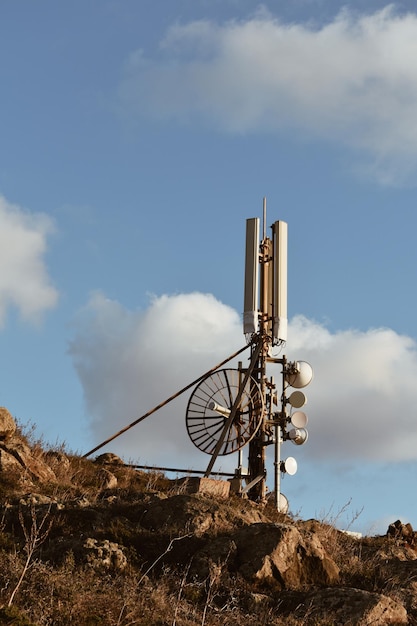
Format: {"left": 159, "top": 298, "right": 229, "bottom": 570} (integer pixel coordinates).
{"left": 70, "top": 292, "right": 417, "bottom": 469}
{"left": 70, "top": 292, "right": 243, "bottom": 467}
{"left": 120, "top": 6, "right": 417, "bottom": 183}
{"left": 0, "top": 195, "right": 58, "bottom": 327}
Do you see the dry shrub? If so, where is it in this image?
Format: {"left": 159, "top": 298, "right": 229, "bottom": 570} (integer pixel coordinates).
{"left": 0, "top": 469, "right": 22, "bottom": 500}
{"left": 0, "top": 605, "right": 37, "bottom": 625}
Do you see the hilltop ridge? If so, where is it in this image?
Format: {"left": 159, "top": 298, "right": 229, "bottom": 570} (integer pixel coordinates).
{"left": 0, "top": 408, "right": 416, "bottom": 625}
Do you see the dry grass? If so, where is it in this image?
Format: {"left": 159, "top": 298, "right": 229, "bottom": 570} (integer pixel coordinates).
{"left": 0, "top": 426, "right": 415, "bottom": 625}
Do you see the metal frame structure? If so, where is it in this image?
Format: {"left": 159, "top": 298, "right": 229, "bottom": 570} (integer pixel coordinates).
{"left": 83, "top": 199, "right": 311, "bottom": 511}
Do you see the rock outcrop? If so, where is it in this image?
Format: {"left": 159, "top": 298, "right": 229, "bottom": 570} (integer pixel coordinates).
{"left": 0, "top": 407, "right": 16, "bottom": 441}
{"left": 235, "top": 522, "right": 340, "bottom": 588}
{"left": 0, "top": 409, "right": 416, "bottom": 625}
{"left": 387, "top": 519, "right": 416, "bottom": 543}
{"left": 83, "top": 538, "right": 127, "bottom": 571}
{"left": 299, "top": 587, "right": 408, "bottom": 625}
{"left": 0, "top": 409, "right": 56, "bottom": 484}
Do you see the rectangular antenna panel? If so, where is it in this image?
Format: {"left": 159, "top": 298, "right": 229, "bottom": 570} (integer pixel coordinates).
{"left": 243, "top": 218, "right": 259, "bottom": 335}
{"left": 272, "top": 220, "right": 288, "bottom": 342}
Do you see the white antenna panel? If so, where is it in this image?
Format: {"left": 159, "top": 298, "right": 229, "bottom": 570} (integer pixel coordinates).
{"left": 288, "top": 427, "right": 308, "bottom": 445}
{"left": 282, "top": 456, "right": 297, "bottom": 475}
{"left": 286, "top": 361, "right": 313, "bottom": 389}
{"left": 272, "top": 220, "right": 288, "bottom": 342}
{"left": 291, "top": 410, "right": 308, "bottom": 428}
{"left": 243, "top": 218, "right": 259, "bottom": 335}
{"left": 288, "top": 390, "right": 307, "bottom": 409}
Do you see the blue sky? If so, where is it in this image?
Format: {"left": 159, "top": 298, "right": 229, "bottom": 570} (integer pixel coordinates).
{"left": 1, "top": 1, "right": 417, "bottom": 534}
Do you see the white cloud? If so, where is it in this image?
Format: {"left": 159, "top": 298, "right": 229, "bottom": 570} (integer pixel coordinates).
{"left": 286, "top": 315, "right": 417, "bottom": 461}
{"left": 119, "top": 6, "right": 417, "bottom": 183}
{"left": 0, "top": 195, "right": 58, "bottom": 326}
{"left": 70, "top": 291, "right": 244, "bottom": 467}
{"left": 70, "top": 292, "right": 417, "bottom": 469}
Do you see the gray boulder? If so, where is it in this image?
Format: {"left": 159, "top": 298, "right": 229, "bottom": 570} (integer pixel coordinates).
{"left": 301, "top": 587, "right": 407, "bottom": 625}
{"left": 83, "top": 538, "right": 127, "bottom": 571}
{"left": 0, "top": 408, "right": 56, "bottom": 484}
{"left": 0, "top": 407, "right": 16, "bottom": 441}
{"left": 235, "top": 522, "right": 340, "bottom": 588}
{"left": 0, "top": 438, "right": 56, "bottom": 483}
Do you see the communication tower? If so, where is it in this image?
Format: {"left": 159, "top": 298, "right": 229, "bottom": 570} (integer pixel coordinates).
{"left": 84, "top": 198, "right": 313, "bottom": 511}
{"left": 185, "top": 198, "right": 313, "bottom": 508}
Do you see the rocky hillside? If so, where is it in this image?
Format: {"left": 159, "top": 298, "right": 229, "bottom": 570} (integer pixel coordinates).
{"left": 0, "top": 407, "right": 416, "bottom": 626}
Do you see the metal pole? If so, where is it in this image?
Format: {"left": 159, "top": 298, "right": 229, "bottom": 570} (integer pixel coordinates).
{"left": 274, "top": 421, "right": 281, "bottom": 510}
{"left": 247, "top": 215, "right": 272, "bottom": 501}
{"left": 274, "top": 355, "right": 286, "bottom": 511}
{"left": 125, "top": 464, "right": 236, "bottom": 477}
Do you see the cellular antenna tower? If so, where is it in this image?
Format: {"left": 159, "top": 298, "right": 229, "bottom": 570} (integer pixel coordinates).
{"left": 185, "top": 198, "right": 312, "bottom": 507}
{"left": 84, "top": 198, "right": 312, "bottom": 511}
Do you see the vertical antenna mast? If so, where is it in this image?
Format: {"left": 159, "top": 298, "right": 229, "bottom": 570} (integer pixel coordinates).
{"left": 246, "top": 197, "right": 274, "bottom": 500}
{"left": 244, "top": 198, "right": 292, "bottom": 502}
